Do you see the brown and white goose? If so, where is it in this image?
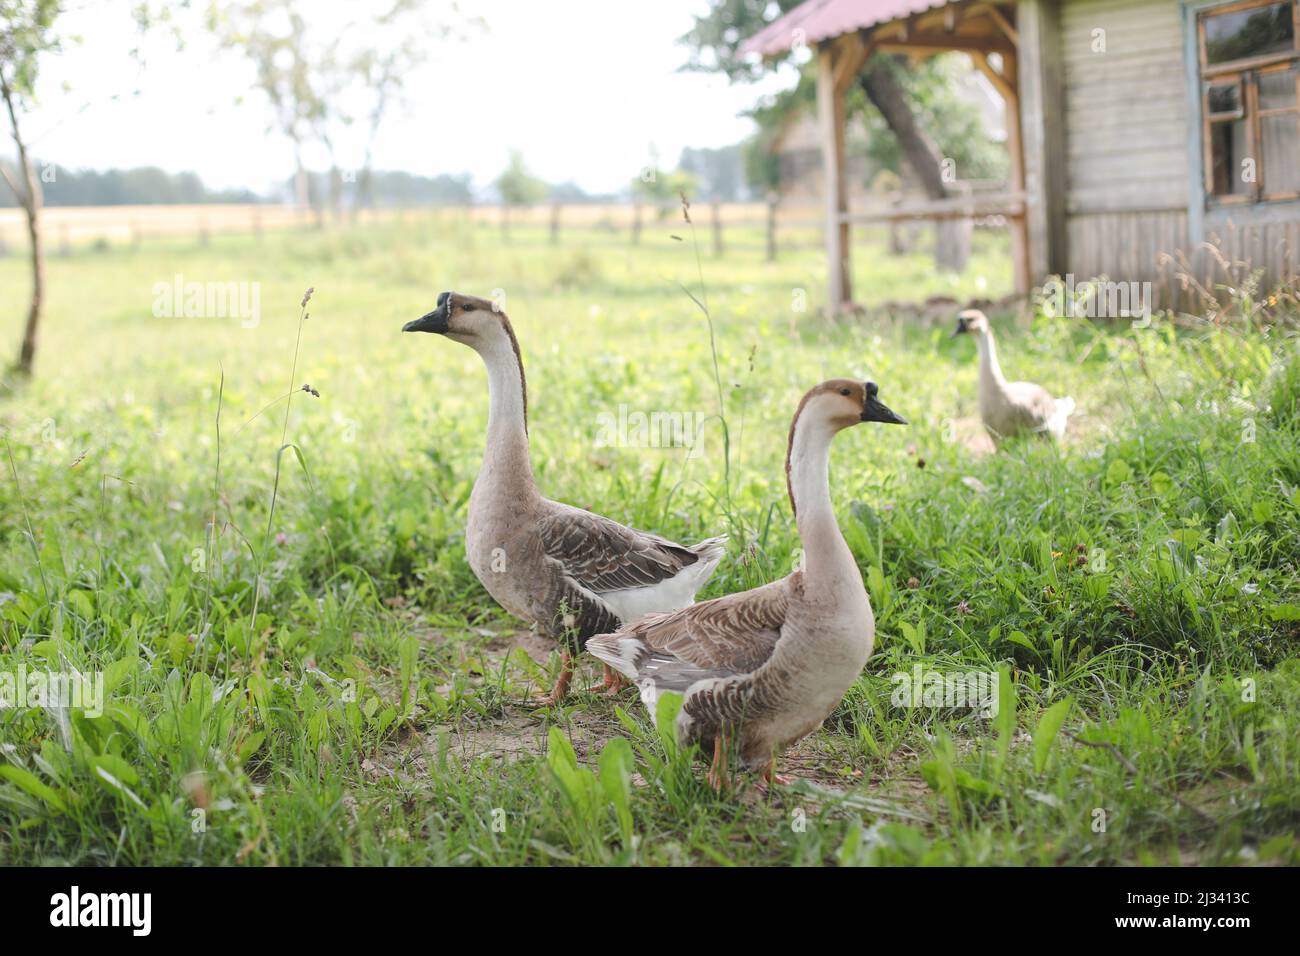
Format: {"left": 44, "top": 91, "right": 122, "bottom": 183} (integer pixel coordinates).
{"left": 403, "top": 292, "right": 726, "bottom": 704}
{"left": 951, "top": 309, "right": 1075, "bottom": 443}
{"left": 586, "top": 379, "right": 906, "bottom": 789}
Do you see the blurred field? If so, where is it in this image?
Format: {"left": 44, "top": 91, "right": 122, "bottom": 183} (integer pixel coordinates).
{"left": 0, "top": 213, "right": 1297, "bottom": 865}
{"left": 0, "top": 200, "right": 1007, "bottom": 264}
{"left": 0, "top": 201, "right": 811, "bottom": 250}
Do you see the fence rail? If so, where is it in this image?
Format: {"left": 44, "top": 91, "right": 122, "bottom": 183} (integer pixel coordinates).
{"left": 0, "top": 195, "right": 1008, "bottom": 261}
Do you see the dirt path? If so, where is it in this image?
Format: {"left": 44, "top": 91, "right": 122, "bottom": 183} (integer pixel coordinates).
{"left": 395, "top": 620, "right": 936, "bottom": 815}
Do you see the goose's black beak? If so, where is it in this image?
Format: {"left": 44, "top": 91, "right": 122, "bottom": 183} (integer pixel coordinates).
{"left": 949, "top": 317, "right": 969, "bottom": 338}
{"left": 862, "top": 382, "right": 907, "bottom": 425}
{"left": 403, "top": 292, "right": 450, "bottom": 333}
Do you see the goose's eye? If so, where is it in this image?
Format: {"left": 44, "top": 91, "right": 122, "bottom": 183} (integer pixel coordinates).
{"left": 840, "top": 388, "right": 851, "bottom": 396}
{"left": 462, "top": 303, "right": 475, "bottom": 312}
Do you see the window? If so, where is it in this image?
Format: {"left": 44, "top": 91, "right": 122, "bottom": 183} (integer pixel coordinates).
{"left": 1199, "top": 0, "right": 1300, "bottom": 203}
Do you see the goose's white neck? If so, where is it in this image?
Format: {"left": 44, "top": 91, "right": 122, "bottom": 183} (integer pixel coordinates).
{"left": 471, "top": 323, "right": 535, "bottom": 491}
{"left": 974, "top": 326, "right": 1006, "bottom": 388}
{"left": 786, "top": 413, "right": 855, "bottom": 583}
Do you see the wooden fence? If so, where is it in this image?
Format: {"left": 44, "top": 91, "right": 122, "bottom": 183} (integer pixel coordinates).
{"left": 0, "top": 197, "right": 1010, "bottom": 262}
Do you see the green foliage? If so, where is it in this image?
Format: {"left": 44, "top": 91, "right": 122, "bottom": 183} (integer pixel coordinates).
{"left": 1032, "top": 698, "right": 1072, "bottom": 774}
{"left": 495, "top": 149, "right": 548, "bottom": 207}
{"left": 856, "top": 55, "right": 1009, "bottom": 182}
{"left": 0, "top": 0, "right": 64, "bottom": 99}
{"left": 631, "top": 168, "right": 698, "bottom": 206}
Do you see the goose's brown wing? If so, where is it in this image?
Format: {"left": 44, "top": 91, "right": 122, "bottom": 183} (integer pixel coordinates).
{"left": 538, "top": 501, "right": 698, "bottom": 595}
{"left": 591, "top": 575, "right": 795, "bottom": 688}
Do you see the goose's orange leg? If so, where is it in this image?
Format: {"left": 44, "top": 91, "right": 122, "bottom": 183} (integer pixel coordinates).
{"left": 759, "top": 757, "right": 794, "bottom": 790}
{"left": 584, "top": 664, "right": 628, "bottom": 697}
{"left": 537, "top": 649, "right": 574, "bottom": 705}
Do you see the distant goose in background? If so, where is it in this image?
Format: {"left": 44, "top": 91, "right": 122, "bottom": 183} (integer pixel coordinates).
{"left": 951, "top": 309, "right": 1075, "bottom": 443}
{"left": 403, "top": 292, "right": 726, "bottom": 704}
{"left": 586, "top": 380, "right": 906, "bottom": 791}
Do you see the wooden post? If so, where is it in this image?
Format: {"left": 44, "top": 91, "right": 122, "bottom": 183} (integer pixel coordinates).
{"left": 198, "top": 216, "right": 210, "bottom": 246}
{"left": 816, "top": 42, "right": 852, "bottom": 312}
{"left": 550, "top": 203, "right": 561, "bottom": 244}
{"left": 631, "top": 203, "right": 642, "bottom": 245}
{"left": 1004, "top": 72, "right": 1030, "bottom": 295}
{"left": 973, "top": 50, "right": 1030, "bottom": 295}
{"left": 1017, "top": 0, "right": 1068, "bottom": 281}
{"left": 711, "top": 199, "right": 723, "bottom": 257}
{"left": 766, "top": 192, "right": 778, "bottom": 261}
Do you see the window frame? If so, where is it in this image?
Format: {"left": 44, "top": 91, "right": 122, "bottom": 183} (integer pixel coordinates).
{"left": 1198, "top": 0, "right": 1300, "bottom": 205}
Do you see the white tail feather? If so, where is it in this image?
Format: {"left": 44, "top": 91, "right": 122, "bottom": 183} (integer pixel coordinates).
{"left": 1045, "top": 396, "right": 1076, "bottom": 439}
{"left": 585, "top": 634, "right": 642, "bottom": 680}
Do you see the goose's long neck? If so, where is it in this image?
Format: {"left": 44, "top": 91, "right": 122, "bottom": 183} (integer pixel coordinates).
{"left": 975, "top": 327, "right": 1006, "bottom": 389}
{"left": 786, "top": 416, "right": 855, "bottom": 584}
{"left": 475, "top": 325, "right": 535, "bottom": 493}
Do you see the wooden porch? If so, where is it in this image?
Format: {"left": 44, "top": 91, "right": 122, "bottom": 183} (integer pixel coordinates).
{"left": 744, "top": 0, "right": 1067, "bottom": 313}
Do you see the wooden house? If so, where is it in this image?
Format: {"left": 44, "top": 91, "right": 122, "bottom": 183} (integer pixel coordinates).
{"left": 742, "top": 0, "right": 1300, "bottom": 311}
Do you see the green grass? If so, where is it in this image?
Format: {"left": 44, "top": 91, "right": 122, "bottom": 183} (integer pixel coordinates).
{"left": 0, "top": 212, "right": 1297, "bottom": 865}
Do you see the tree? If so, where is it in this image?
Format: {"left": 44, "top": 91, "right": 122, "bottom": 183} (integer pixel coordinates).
{"left": 684, "top": 0, "right": 1008, "bottom": 270}
{"left": 213, "top": 0, "right": 483, "bottom": 220}
{"left": 631, "top": 166, "right": 698, "bottom": 219}
{"left": 348, "top": 2, "right": 483, "bottom": 213}
{"left": 679, "top": 145, "right": 744, "bottom": 201}
{"left": 212, "top": 0, "right": 328, "bottom": 215}
{"left": 0, "top": 0, "right": 63, "bottom": 377}
{"left": 495, "top": 149, "right": 546, "bottom": 238}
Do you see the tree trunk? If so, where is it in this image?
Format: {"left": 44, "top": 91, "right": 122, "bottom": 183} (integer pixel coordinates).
{"left": 291, "top": 143, "right": 310, "bottom": 212}
{"left": 356, "top": 154, "right": 374, "bottom": 216}
{"left": 2, "top": 75, "right": 44, "bottom": 376}
{"left": 860, "top": 59, "right": 948, "bottom": 199}
{"left": 17, "top": 197, "right": 44, "bottom": 374}
{"left": 859, "top": 58, "right": 970, "bottom": 272}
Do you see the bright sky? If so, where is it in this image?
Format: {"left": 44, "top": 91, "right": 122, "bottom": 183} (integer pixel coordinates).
{"left": 27, "top": 0, "right": 798, "bottom": 195}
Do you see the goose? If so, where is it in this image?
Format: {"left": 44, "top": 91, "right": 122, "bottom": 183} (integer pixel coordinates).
{"left": 586, "top": 379, "right": 906, "bottom": 790}
{"left": 951, "top": 309, "right": 1075, "bottom": 442}
{"left": 403, "top": 292, "right": 727, "bottom": 704}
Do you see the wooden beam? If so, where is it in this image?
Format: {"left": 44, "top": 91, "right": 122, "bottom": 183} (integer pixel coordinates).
{"left": 1016, "top": 0, "right": 1067, "bottom": 280}
{"left": 974, "top": 49, "right": 1030, "bottom": 294}
{"left": 816, "top": 42, "right": 851, "bottom": 312}
{"left": 876, "top": 1, "right": 977, "bottom": 40}
{"left": 970, "top": 50, "right": 1013, "bottom": 100}
{"left": 969, "top": 3, "right": 1019, "bottom": 46}
{"left": 875, "top": 35, "right": 1015, "bottom": 55}
{"left": 840, "top": 190, "right": 1026, "bottom": 222}
{"left": 834, "top": 32, "right": 871, "bottom": 93}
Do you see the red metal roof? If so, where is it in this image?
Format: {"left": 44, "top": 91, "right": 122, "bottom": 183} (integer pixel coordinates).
{"left": 740, "top": 0, "right": 952, "bottom": 57}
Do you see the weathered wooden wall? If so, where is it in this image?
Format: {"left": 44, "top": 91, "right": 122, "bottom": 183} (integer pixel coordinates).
{"left": 1057, "top": 0, "right": 1299, "bottom": 308}
{"left": 1060, "top": 0, "right": 1191, "bottom": 299}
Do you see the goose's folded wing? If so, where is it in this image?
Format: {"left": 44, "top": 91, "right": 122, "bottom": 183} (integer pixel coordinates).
{"left": 1005, "top": 382, "right": 1059, "bottom": 430}
{"left": 621, "top": 576, "right": 794, "bottom": 673}
{"left": 538, "top": 502, "right": 699, "bottom": 594}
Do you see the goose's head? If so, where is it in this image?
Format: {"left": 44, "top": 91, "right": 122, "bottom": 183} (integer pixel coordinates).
{"left": 799, "top": 379, "right": 907, "bottom": 432}
{"left": 403, "top": 291, "right": 506, "bottom": 347}
{"left": 950, "top": 308, "right": 989, "bottom": 338}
